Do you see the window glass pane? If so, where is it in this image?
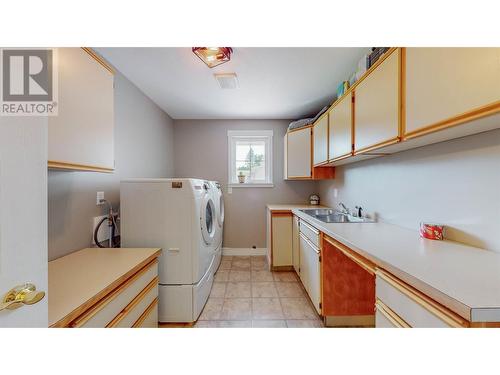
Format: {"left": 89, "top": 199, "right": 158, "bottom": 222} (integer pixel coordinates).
{"left": 230, "top": 134, "right": 271, "bottom": 184}
{"left": 236, "top": 143, "right": 251, "bottom": 161}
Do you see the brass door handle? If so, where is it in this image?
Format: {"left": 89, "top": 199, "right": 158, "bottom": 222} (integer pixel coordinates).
{"left": 0, "top": 283, "right": 45, "bottom": 311}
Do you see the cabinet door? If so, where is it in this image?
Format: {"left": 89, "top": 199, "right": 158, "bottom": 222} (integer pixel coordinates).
{"left": 286, "top": 127, "right": 311, "bottom": 178}
{"left": 271, "top": 213, "right": 293, "bottom": 267}
{"left": 307, "top": 243, "right": 321, "bottom": 314}
{"left": 313, "top": 114, "right": 328, "bottom": 165}
{"left": 354, "top": 49, "right": 400, "bottom": 153}
{"left": 329, "top": 92, "right": 353, "bottom": 160}
{"left": 405, "top": 48, "right": 500, "bottom": 137}
{"left": 322, "top": 237, "right": 375, "bottom": 317}
{"left": 299, "top": 233, "right": 321, "bottom": 314}
{"left": 299, "top": 234, "right": 310, "bottom": 291}
{"left": 292, "top": 216, "right": 300, "bottom": 274}
{"left": 48, "top": 48, "right": 114, "bottom": 172}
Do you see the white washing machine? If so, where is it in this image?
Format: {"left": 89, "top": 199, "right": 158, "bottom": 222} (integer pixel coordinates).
{"left": 210, "top": 181, "right": 224, "bottom": 270}
{"left": 120, "top": 178, "right": 219, "bottom": 323}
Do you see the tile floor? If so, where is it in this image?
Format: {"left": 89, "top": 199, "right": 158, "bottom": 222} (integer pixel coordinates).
{"left": 195, "top": 255, "right": 324, "bottom": 328}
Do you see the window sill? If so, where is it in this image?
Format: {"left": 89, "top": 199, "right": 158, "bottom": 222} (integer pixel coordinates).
{"left": 228, "top": 183, "right": 274, "bottom": 188}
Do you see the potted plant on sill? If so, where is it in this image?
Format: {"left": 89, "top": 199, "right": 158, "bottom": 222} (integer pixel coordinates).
{"left": 238, "top": 171, "right": 246, "bottom": 184}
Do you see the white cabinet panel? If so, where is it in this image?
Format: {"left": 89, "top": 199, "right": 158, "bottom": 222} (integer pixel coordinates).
{"left": 354, "top": 49, "right": 400, "bottom": 153}
{"left": 48, "top": 48, "right": 114, "bottom": 172}
{"left": 299, "top": 233, "right": 321, "bottom": 314}
{"left": 271, "top": 214, "right": 293, "bottom": 267}
{"left": 292, "top": 215, "right": 300, "bottom": 274}
{"left": 313, "top": 115, "right": 328, "bottom": 165}
{"left": 286, "top": 127, "right": 311, "bottom": 178}
{"left": 329, "top": 92, "right": 353, "bottom": 160}
{"left": 405, "top": 48, "right": 500, "bottom": 136}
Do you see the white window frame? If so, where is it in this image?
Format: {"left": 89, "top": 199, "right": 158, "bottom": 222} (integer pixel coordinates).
{"left": 227, "top": 130, "right": 273, "bottom": 188}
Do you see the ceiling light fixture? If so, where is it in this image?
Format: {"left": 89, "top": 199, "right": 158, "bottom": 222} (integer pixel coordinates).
{"left": 192, "top": 47, "right": 233, "bottom": 68}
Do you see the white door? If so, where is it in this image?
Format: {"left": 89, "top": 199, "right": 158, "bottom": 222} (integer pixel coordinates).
{"left": 0, "top": 116, "right": 48, "bottom": 327}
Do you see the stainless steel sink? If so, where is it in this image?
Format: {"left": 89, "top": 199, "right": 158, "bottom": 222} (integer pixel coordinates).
{"left": 299, "top": 209, "right": 374, "bottom": 223}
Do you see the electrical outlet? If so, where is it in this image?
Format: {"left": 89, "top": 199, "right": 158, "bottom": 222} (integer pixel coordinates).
{"left": 96, "top": 191, "right": 104, "bottom": 205}
{"left": 333, "top": 188, "right": 338, "bottom": 198}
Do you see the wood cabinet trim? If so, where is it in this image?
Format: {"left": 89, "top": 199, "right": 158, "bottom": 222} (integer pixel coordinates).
{"left": 376, "top": 299, "right": 411, "bottom": 328}
{"left": 51, "top": 258, "right": 161, "bottom": 328}
{"left": 48, "top": 160, "right": 114, "bottom": 173}
{"left": 376, "top": 269, "right": 469, "bottom": 328}
{"left": 81, "top": 47, "right": 115, "bottom": 75}
{"left": 324, "top": 235, "right": 376, "bottom": 275}
{"left": 403, "top": 100, "right": 500, "bottom": 140}
{"left": 70, "top": 259, "right": 158, "bottom": 327}
{"left": 329, "top": 48, "right": 399, "bottom": 108}
{"left": 132, "top": 297, "right": 159, "bottom": 328}
{"left": 287, "top": 125, "right": 313, "bottom": 134}
{"left": 353, "top": 137, "right": 399, "bottom": 155}
{"left": 106, "top": 276, "right": 159, "bottom": 328}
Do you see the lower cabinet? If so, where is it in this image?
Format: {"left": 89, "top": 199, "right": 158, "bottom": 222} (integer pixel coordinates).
{"left": 322, "top": 235, "right": 376, "bottom": 327}
{"left": 70, "top": 260, "right": 159, "bottom": 328}
{"left": 375, "top": 269, "right": 468, "bottom": 328}
{"left": 299, "top": 232, "right": 321, "bottom": 314}
{"left": 268, "top": 210, "right": 293, "bottom": 270}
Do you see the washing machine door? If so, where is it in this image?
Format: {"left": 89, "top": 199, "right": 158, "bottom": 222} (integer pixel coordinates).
{"left": 201, "top": 194, "right": 216, "bottom": 245}
{"left": 217, "top": 194, "right": 224, "bottom": 227}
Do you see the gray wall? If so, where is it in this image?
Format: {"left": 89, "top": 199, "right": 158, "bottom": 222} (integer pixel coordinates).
{"left": 173, "top": 119, "right": 317, "bottom": 249}
{"left": 48, "top": 73, "right": 174, "bottom": 260}
{"left": 318, "top": 129, "right": 500, "bottom": 252}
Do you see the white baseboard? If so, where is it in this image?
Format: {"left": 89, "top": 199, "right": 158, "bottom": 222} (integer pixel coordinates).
{"left": 222, "top": 247, "right": 267, "bottom": 256}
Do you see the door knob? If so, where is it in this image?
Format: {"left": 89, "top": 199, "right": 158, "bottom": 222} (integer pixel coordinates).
{"left": 0, "top": 283, "right": 45, "bottom": 311}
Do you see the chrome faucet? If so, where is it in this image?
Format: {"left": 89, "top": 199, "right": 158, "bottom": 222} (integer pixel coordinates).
{"left": 338, "top": 202, "right": 349, "bottom": 215}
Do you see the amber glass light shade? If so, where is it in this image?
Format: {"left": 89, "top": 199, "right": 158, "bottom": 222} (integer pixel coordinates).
{"left": 192, "top": 47, "right": 233, "bottom": 68}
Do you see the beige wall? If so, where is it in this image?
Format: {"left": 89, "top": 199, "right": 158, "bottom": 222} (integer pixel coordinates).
{"left": 318, "top": 128, "right": 500, "bottom": 252}
{"left": 173, "top": 119, "right": 317, "bottom": 249}
{"left": 48, "top": 73, "right": 175, "bottom": 260}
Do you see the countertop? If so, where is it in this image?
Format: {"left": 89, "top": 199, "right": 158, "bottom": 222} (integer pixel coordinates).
{"left": 49, "top": 247, "right": 161, "bottom": 327}
{"left": 292, "top": 208, "right": 500, "bottom": 323}
{"left": 267, "top": 204, "right": 325, "bottom": 211}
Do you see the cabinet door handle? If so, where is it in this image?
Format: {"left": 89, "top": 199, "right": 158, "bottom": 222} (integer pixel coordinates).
{"left": 0, "top": 283, "right": 45, "bottom": 311}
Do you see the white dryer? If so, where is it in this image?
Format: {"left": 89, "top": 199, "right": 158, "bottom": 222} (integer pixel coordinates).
{"left": 120, "top": 178, "right": 218, "bottom": 323}
{"left": 209, "top": 181, "right": 224, "bottom": 270}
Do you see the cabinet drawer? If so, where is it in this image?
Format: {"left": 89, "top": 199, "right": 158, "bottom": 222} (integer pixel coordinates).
{"left": 375, "top": 300, "right": 409, "bottom": 328}
{"left": 299, "top": 220, "right": 319, "bottom": 248}
{"left": 133, "top": 298, "right": 159, "bottom": 328}
{"left": 108, "top": 278, "right": 159, "bottom": 328}
{"left": 72, "top": 260, "right": 158, "bottom": 328}
{"left": 376, "top": 270, "right": 467, "bottom": 328}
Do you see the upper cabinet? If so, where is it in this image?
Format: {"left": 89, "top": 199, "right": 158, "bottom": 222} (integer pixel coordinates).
{"left": 48, "top": 48, "right": 115, "bottom": 172}
{"left": 285, "top": 127, "right": 312, "bottom": 179}
{"left": 328, "top": 91, "right": 353, "bottom": 161}
{"left": 284, "top": 125, "right": 335, "bottom": 180}
{"left": 404, "top": 48, "right": 500, "bottom": 139}
{"left": 313, "top": 113, "right": 328, "bottom": 165}
{"left": 354, "top": 48, "right": 400, "bottom": 154}
{"left": 287, "top": 47, "right": 499, "bottom": 174}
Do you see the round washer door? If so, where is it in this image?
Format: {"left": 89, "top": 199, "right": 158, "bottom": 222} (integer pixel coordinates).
{"left": 201, "top": 195, "right": 216, "bottom": 245}
{"left": 217, "top": 195, "right": 224, "bottom": 227}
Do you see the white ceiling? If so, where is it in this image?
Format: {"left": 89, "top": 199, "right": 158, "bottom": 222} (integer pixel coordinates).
{"left": 96, "top": 47, "right": 370, "bottom": 120}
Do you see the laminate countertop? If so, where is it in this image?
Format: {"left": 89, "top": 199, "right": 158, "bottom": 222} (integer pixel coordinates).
{"left": 267, "top": 204, "right": 325, "bottom": 211}
{"left": 292, "top": 208, "right": 500, "bottom": 323}
{"left": 49, "top": 247, "right": 161, "bottom": 327}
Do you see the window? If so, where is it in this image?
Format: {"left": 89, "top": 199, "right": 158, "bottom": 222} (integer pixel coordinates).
{"left": 228, "top": 130, "right": 273, "bottom": 187}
